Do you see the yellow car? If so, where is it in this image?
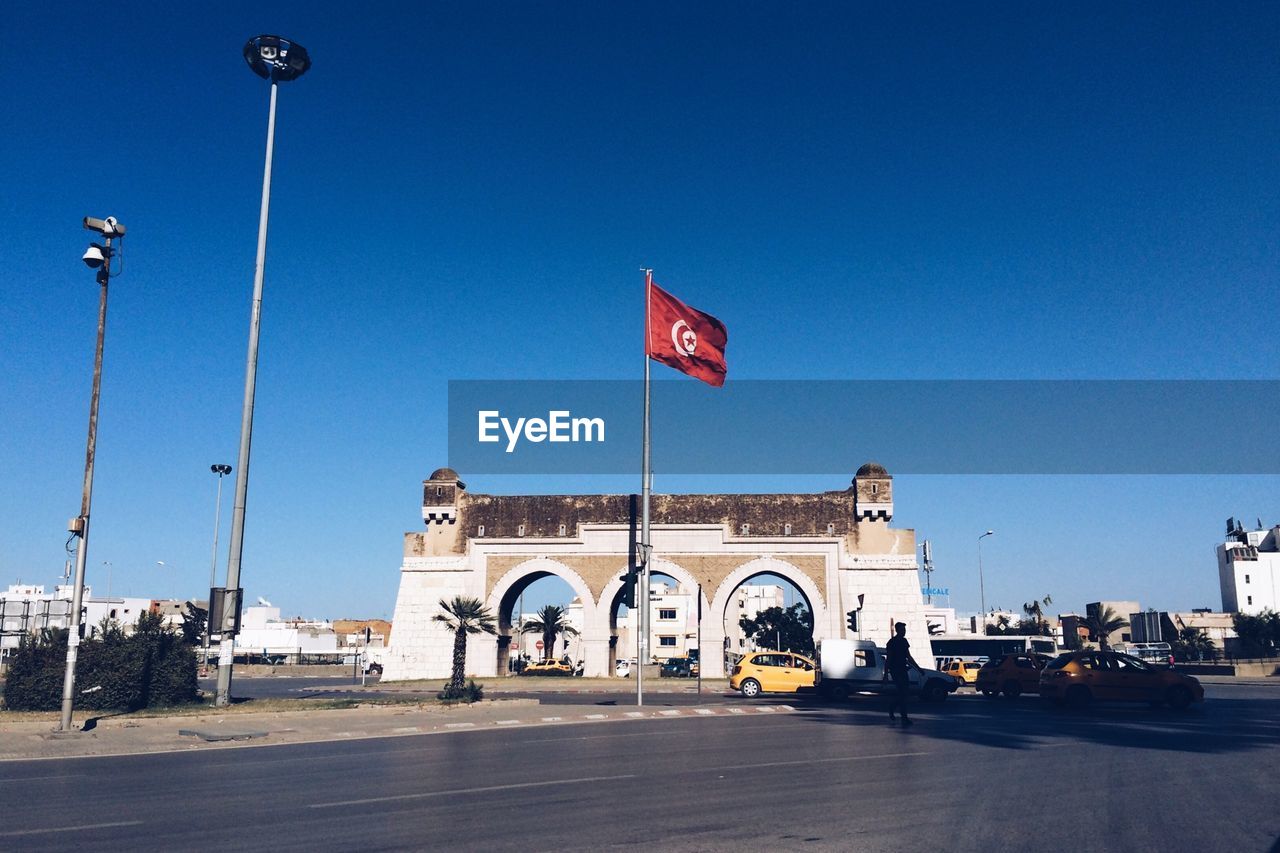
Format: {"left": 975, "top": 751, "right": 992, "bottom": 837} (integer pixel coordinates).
{"left": 520, "top": 659, "right": 573, "bottom": 676}
{"left": 941, "top": 660, "right": 984, "bottom": 685}
{"left": 974, "top": 653, "right": 1052, "bottom": 698}
{"left": 1039, "top": 651, "right": 1204, "bottom": 709}
{"left": 729, "top": 651, "right": 816, "bottom": 697}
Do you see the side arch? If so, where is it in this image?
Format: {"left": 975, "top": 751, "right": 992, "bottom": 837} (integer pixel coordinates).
{"left": 707, "top": 557, "right": 830, "bottom": 678}
{"left": 486, "top": 558, "right": 601, "bottom": 674}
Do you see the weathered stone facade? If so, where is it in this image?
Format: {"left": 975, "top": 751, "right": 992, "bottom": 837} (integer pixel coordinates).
{"left": 383, "top": 463, "right": 931, "bottom": 680}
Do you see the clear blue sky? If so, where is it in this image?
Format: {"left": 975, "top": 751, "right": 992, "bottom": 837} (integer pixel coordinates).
{"left": 2, "top": 3, "right": 1277, "bottom": 620}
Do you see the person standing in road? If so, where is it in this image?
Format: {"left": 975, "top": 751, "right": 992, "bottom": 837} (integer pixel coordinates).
{"left": 883, "top": 622, "right": 924, "bottom": 727}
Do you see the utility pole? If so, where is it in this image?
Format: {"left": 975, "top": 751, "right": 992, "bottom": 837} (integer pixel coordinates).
{"left": 59, "top": 215, "right": 126, "bottom": 732}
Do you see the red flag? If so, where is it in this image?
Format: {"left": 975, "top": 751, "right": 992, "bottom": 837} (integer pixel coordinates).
{"left": 645, "top": 277, "right": 728, "bottom": 387}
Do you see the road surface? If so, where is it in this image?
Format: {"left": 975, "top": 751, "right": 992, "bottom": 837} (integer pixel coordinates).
{"left": 3, "top": 683, "right": 1277, "bottom": 852}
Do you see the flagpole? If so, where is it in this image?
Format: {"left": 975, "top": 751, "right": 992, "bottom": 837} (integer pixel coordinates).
{"left": 639, "top": 268, "right": 653, "bottom": 707}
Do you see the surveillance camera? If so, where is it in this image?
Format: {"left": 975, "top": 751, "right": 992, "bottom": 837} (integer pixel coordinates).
{"left": 83, "top": 216, "right": 125, "bottom": 237}
{"left": 83, "top": 244, "right": 106, "bottom": 268}
{"left": 260, "top": 44, "right": 279, "bottom": 60}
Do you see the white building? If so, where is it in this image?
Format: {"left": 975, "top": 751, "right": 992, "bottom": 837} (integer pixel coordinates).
{"left": 1218, "top": 520, "right": 1280, "bottom": 615}
{"left": 723, "top": 584, "right": 786, "bottom": 655}
{"left": 233, "top": 605, "right": 339, "bottom": 660}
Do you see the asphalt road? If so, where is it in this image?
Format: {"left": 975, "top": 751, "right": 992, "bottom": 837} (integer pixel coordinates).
{"left": 4, "top": 684, "right": 1278, "bottom": 852}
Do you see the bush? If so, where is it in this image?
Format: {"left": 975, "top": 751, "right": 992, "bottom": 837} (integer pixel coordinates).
{"left": 438, "top": 679, "right": 484, "bottom": 703}
{"left": 2, "top": 612, "right": 198, "bottom": 712}
{"left": 2, "top": 629, "right": 69, "bottom": 711}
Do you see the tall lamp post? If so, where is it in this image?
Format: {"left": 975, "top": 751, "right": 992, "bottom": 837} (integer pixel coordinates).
{"left": 216, "top": 35, "right": 311, "bottom": 707}
{"left": 58, "top": 215, "right": 126, "bottom": 733}
{"left": 206, "top": 464, "right": 231, "bottom": 670}
{"left": 977, "top": 530, "right": 995, "bottom": 631}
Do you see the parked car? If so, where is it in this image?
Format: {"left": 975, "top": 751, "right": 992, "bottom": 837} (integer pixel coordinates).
{"left": 941, "top": 660, "right": 984, "bottom": 685}
{"left": 520, "top": 659, "right": 574, "bottom": 676}
{"left": 615, "top": 659, "right": 632, "bottom": 677}
{"left": 730, "top": 651, "right": 816, "bottom": 697}
{"left": 1039, "top": 651, "right": 1204, "bottom": 709}
{"left": 660, "top": 657, "right": 699, "bottom": 678}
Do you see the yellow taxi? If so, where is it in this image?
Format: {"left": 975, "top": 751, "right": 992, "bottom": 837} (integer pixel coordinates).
{"left": 941, "top": 660, "right": 984, "bottom": 685}
{"left": 520, "top": 659, "right": 573, "bottom": 676}
{"left": 729, "top": 651, "right": 816, "bottom": 697}
{"left": 1039, "top": 651, "right": 1204, "bottom": 709}
{"left": 974, "top": 653, "right": 1052, "bottom": 698}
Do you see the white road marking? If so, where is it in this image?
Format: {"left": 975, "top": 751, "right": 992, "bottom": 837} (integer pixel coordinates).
{"left": 585, "top": 714, "right": 608, "bottom": 720}
{"left": 728, "top": 708, "right": 746, "bottom": 714}
{"left": 540, "top": 716, "right": 563, "bottom": 722}
{"left": 624, "top": 711, "right": 646, "bottom": 718}
{"left": 391, "top": 727, "right": 420, "bottom": 734}
{"left": 445, "top": 723, "right": 475, "bottom": 729}
{"left": 756, "top": 707, "right": 777, "bottom": 713}
{"left": 0, "top": 774, "right": 87, "bottom": 783}
{"left": 659, "top": 710, "right": 682, "bottom": 717}
{"left": 308, "top": 774, "right": 638, "bottom": 808}
{"left": 496, "top": 720, "right": 521, "bottom": 726}
{"left": 714, "top": 751, "right": 929, "bottom": 772}
{"left": 694, "top": 709, "right": 715, "bottom": 715}
{"left": 0, "top": 820, "right": 144, "bottom": 837}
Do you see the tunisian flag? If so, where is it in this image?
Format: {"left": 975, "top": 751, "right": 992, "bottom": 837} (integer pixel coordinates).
{"left": 646, "top": 277, "right": 728, "bottom": 387}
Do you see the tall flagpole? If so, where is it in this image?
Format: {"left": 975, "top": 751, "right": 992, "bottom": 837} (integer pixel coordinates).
{"left": 639, "top": 268, "right": 653, "bottom": 707}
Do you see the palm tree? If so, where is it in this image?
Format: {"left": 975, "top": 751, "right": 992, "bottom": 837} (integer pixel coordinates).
{"left": 1172, "top": 626, "right": 1216, "bottom": 661}
{"left": 1083, "top": 605, "right": 1129, "bottom": 650}
{"left": 1020, "top": 594, "right": 1054, "bottom": 636}
{"left": 520, "top": 604, "right": 579, "bottom": 660}
{"left": 432, "top": 596, "right": 497, "bottom": 690}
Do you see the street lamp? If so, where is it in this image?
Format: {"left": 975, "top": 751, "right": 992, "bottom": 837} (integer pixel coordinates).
{"left": 216, "top": 35, "right": 311, "bottom": 708}
{"left": 58, "top": 215, "right": 126, "bottom": 733}
{"left": 978, "top": 530, "right": 995, "bottom": 630}
{"left": 156, "top": 561, "right": 178, "bottom": 601}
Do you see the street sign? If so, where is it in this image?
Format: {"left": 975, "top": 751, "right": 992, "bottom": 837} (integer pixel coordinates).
{"left": 535, "top": 640, "right": 544, "bottom": 650}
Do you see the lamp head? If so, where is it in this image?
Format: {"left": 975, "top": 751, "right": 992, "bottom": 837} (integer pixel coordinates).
{"left": 244, "top": 35, "right": 311, "bottom": 82}
{"left": 82, "top": 244, "right": 106, "bottom": 268}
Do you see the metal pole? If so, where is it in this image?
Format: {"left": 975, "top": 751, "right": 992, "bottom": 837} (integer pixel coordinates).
{"left": 978, "top": 530, "right": 994, "bottom": 631}
{"left": 696, "top": 583, "right": 702, "bottom": 695}
{"left": 58, "top": 236, "right": 113, "bottom": 732}
{"left": 638, "top": 269, "right": 653, "bottom": 707}
{"left": 217, "top": 79, "right": 279, "bottom": 707}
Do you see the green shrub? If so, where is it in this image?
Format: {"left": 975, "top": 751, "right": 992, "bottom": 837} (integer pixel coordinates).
{"left": 2, "top": 612, "right": 198, "bottom": 712}
{"left": 2, "top": 629, "right": 69, "bottom": 711}
{"left": 438, "top": 679, "right": 484, "bottom": 703}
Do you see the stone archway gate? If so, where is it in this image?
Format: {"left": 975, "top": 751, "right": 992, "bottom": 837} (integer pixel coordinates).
{"left": 382, "top": 466, "right": 930, "bottom": 680}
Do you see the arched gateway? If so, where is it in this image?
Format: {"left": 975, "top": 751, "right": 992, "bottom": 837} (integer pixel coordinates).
{"left": 382, "top": 463, "right": 930, "bottom": 680}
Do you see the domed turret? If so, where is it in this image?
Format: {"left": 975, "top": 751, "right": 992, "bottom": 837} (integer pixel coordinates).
{"left": 853, "top": 461, "right": 892, "bottom": 521}
{"left": 423, "top": 467, "right": 464, "bottom": 523}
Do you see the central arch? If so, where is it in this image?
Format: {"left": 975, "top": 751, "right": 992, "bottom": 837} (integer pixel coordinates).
{"left": 598, "top": 557, "right": 711, "bottom": 675}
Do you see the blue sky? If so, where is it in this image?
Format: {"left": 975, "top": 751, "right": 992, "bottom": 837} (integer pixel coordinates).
{"left": 2, "top": 3, "right": 1277, "bottom": 619}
